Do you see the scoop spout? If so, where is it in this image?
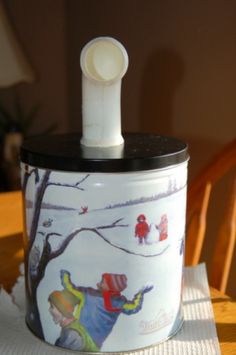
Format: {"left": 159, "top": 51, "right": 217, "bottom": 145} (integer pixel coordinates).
{"left": 80, "top": 37, "right": 128, "bottom": 147}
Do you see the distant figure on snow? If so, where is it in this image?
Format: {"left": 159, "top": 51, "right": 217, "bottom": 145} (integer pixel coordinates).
{"left": 135, "top": 214, "right": 149, "bottom": 244}
{"left": 156, "top": 214, "right": 168, "bottom": 241}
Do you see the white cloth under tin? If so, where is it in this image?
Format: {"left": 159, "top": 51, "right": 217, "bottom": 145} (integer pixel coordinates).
{"left": 0, "top": 263, "right": 221, "bottom": 355}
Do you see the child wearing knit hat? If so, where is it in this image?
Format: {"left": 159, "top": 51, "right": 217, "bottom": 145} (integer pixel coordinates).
{"left": 49, "top": 289, "right": 78, "bottom": 322}
{"left": 157, "top": 214, "right": 168, "bottom": 241}
{"left": 48, "top": 288, "right": 99, "bottom": 351}
{"left": 48, "top": 270, "right": 153, "bottom": 352}
{"left": 97, "top": 273, "right": 127, "bottom": 312}
{"left": 135, "top": 214, "right": 150, "bottom": 244}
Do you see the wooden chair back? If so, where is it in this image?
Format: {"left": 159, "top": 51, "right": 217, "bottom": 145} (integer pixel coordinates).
{"left": 186, "top": 139, "right": 236, "bottom": 293}
{"left": 0, "top": 191, "right": 23, "bottom": 291}
{"left": 0, "top": 191, "right": 23, "bottom": 237}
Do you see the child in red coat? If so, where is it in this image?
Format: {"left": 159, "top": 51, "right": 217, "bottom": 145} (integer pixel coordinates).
{"left": 135, "top": 214, "right": 149, "bottom": 244}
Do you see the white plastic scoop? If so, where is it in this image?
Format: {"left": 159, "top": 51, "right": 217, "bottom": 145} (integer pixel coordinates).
{"left": 80, "top": 37, "right": 128, "bottom": 147}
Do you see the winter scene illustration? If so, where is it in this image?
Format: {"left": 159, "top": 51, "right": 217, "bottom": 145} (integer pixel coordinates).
{"left": 135, "top": 213, "right": 168, "bottom": 244}
{"left": 22, "top": 163, "right": 187, "bottom": 352}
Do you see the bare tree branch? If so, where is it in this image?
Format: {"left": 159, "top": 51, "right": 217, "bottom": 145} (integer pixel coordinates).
{"left": 33, "top": 233, "right": 63, "bottom": 284}
{"left": 97, "top": 218, "right": 129, "bottom": 230}
{"left": 44, "top": 220, "right": 169, "bottom": 262}
{"left": 29, "top": 173, "right": 90, "bottom": 251}
{"left": 46, "top": 174, "right": 90, "bottom": 191}
{"left": 75, "top": 173, "right": 90, "bottom": 186}
{"left": 28, "top": 168, "right": 39, "bottom": 182}
{"left": 46, "top": 182, "right": 84, "bottom": 191}
{"left": 22, "top": 166, "right": 39, "bottom": 193}
{"left": 45, "top": 232, "right": 62, "bottom": 244}
{"left": 29, "top": 170, "right": 51, "bottom": 250}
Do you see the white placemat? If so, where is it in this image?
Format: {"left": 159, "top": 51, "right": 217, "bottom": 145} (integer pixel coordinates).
{"left": 0, "top": 263, "right": 221, "bottom": 354}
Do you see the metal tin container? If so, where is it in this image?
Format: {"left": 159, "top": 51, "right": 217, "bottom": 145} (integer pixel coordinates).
{"left": 20, "top": 132, "right": 188, "bottom": 353}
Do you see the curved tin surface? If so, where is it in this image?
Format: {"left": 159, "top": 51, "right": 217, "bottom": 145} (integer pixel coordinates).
{"left": 21, "top": 161, "right": 187, "bottom": 352}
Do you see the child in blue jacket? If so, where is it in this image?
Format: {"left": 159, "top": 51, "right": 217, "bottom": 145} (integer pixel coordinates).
{"left": 48, "top": 270, "right": 153, "bottom": 351}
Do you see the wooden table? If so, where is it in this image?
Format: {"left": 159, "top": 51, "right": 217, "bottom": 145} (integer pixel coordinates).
{"left": 210, "top": 288, "right": 236, "bottom": 353}
{"left": 0, "top": 191, "right": 235, "bottom": 353}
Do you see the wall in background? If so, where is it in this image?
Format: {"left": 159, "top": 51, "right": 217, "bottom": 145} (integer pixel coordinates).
{"left": 2, "top": 0, "right": 69, "bottom": 134}
{"left": 1, "top": 1, "right": 235, "bottom": 296}
{"left": 4, "top": 0, "right": 236, "bottom": 159}
{"left": 67, "top": 0, "right": 236, "bottom": 179}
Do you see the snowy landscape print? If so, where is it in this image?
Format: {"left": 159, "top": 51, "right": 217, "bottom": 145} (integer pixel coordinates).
{"left": 22, "top": 163, "right": 187, "bottom": 352}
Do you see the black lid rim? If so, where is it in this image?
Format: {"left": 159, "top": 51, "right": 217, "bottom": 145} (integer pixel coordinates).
{"left": 20, "top": 133, "right": 189, "bottom": 172}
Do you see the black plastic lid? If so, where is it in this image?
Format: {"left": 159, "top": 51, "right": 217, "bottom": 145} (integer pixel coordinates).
{"left": 20, "top": 133, "right": 188, "bottom": 172}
